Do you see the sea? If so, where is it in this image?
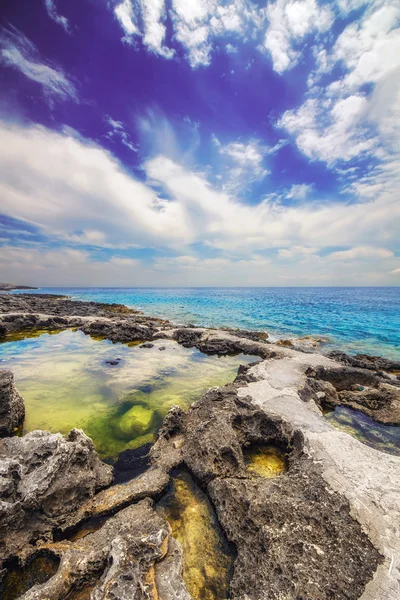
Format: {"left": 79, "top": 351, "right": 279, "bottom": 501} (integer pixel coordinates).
{"left": 14, "top": 287, "right": 400, "bottom": 360}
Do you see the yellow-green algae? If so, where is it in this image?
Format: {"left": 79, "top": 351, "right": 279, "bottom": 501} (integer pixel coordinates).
{"left": 0, "top": 554, "right": 60, "bottom": 600}
{"left": 244, "top": 444, "right": 287, "bottom": 478}
{"left": 157, "top": 470, "right": 235, "bottom": 600}
{"left": 325, "top": 406, "right": 400, "bottom": 456}
{"left": 0, "top": 330, "right": 256, "bottom": 461}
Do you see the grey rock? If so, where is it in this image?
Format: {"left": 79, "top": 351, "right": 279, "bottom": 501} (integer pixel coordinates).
{"left": 0, "top": 428, "right": 113, "bottom": 563}
{"left": 19, "top": 499, "right": 190, "bottom": 600}
{"left": 0, "top": 369, "right": 25, "bottom": 437}
{"left": 304, "top": 365, "right": 400, "bottom": 424}
{"left": 152, "top": 386, "right": 381, "bottom": 600}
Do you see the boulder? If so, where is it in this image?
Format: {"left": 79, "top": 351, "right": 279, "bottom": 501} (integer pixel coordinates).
{"left": 0, "top": 369, "right": 25, "bottom": 436}
{"left": 0, "top": 428, "right": 113, "bottom": 563}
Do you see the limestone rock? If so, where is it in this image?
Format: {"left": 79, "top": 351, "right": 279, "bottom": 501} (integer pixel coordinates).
{"left": 18, "top": 499, "right": 191, "bottom": 600}
{"left": 0, "top": 369, "right": 25, "bottom": 436}
{"left": 0, "top": 428, "right": 113, "bottom": 563}
{"left": 305, "top": 365, "right": 400, "bottom": 424}
{"left": 152, "top": 387, "right": 382, "bottom": 600}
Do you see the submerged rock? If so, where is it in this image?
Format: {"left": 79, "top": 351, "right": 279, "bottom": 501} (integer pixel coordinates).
{"left": 0, "top": 429, "right": 113, "bottom": 563}
{"left": 0, "top": 369, "right": 25, "bottom": 437}
{"left": 116, "top": 404, "right": 155, "bottom": 437}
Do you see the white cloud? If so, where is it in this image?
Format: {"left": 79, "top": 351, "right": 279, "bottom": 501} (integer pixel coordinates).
{"left": 43, "top": 0, "right": 70, "bottom": 33}
{"left": 279, "top": 0, "right": 400, "bottom": 180}
{"left": 278, "top": 245, "right": 319, "bottom": 258}
{"left": 263, "top": 0, "right": 333, "bottom": 73}
{"left": 114, "top": 0, "right": 262, "bottom": 68}
{"left": 0, "top": 26, "right": 77, "bottom": 102}
{"left": 328, "top": 246, "right": 394, "bottom": 261}
{"left": 0, "top": 120, "right": 399, "bottom": 266}
{"left": 104, "top": 115, "right": 138, "bottom": 153}
{"left": 286, "top": 183, "right": 313, "bottom": 200}
{"left": 0, "top": 246, "right": 141, "bottom": 287}
{"left": 213, "top": 137, "right": 270, "bottom": 192}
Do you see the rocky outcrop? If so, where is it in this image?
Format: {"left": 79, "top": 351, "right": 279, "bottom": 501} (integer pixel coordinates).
{"left": 172, "top": 327, "right": 277, "bottom": 358}
{"left": 327, "top": 350, "right": 400, "bottom": 373}
{"left": 151, "top": 387, "right": 382, "bottom": 600}
{"left": 80, "top": 318, "right": 158, "bottom": 344}
{"left": 0, "top": 369, "right": 25, "bottom": 436}
{"left": 17, "top": 499, "right": 190, "bottom": 600}
{"left": 304, "top": 364, "right": 400, "bottom": 424}
{"left": 0, "top": 429, "right": 113, "bottom": 563}
{"left": 0, "top": 294, "right": 170, "bottom": 341}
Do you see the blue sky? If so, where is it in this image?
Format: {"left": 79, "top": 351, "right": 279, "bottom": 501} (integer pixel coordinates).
{"left": 0, "top": 0, "right": 399, "bottom": 286}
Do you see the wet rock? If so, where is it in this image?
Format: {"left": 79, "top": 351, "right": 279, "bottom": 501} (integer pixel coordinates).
{"left": 80, "top": 319, "right": 156, "bottom": 344}
{"left": 0, "top": 429, "right": 113, "bottom": 564}
{"left": 221, "top": 328, "right": 269, "bottom": 342}
{"left": 113, "top": 443, "right": 152, "bottom": 484}
{"left": 104, "top": 358, "right": 120, "bottom": 366}
{"left": 152, "top": 386, "right": 382, "bottom": 600}
{"left": 19, "top": 499, "right": 190, "bottom": 600}
{"left": 140, "top": 343, "right": 154, "bottom": 349}
{"left": 173, "top": 328, "right": 277, "bottom": 358}
{"left": 0, "top": 370, "right": 25, "bottom": 437}
{"left": 159, "top": 346, "right": 166, "bottom": 351}
{"left": 305, "top": 365, "right": 400, "bottom": 424}
{"left": 59, "top": 468, "right": 170, "bottom": 533}
{"left": 327, "top": 350, "right": 400, "bottom": 374}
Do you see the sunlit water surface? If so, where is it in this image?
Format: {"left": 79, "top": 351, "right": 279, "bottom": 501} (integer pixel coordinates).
{"left": 157, "top": 470, "right": 235, "bottom": 600}
{"left": 325, "top": 406, "right": 400, "bottom": 456}
{"left": 15, "top": 287, "right": 400, "bottom": 359}
{"left": 0, "top": 330, "right": 255, "bottom": 460}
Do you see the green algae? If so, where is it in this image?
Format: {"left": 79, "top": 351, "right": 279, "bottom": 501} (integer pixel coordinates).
{"left": 325, "top": 406, "right": 400, "bottom": 456}
{"left": 157, "top": 470, "right": 235, "bottom": 600}
{"left": 0, "top": 554, "right": 60, "bottom": 600}
{"left": 244, "top": 444, "right": 288, "bottom": 478}
{"left": 0, "top": 330, "right": 255, "bottom": 461}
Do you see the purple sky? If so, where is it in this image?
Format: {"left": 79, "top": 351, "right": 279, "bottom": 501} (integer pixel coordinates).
{"left": 0, "top": 0, "right": 399, "bottom": 286}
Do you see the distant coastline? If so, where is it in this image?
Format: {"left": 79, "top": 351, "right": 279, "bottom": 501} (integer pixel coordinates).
{"left": 0, "top": 282, "right": 38, "bottom": 292}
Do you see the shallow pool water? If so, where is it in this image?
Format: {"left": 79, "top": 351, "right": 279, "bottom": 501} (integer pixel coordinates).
{"left": 244, "top": 444, "right": 288, "bottom": 477}
{"left": 0, "top": 554, "right": 60, "bottom": 600}
{"left": 0, "top": 330, "right": 255, "bottom": 460}
{"left": 157, "top": 470, "right": 235, "bottom": 600}
{"left": 325, "top": 407, "right": 400, "bottom": 456}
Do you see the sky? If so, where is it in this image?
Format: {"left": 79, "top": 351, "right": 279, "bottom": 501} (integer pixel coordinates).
{"left": 0, "top": 0, "right": 399, "bottom": 287}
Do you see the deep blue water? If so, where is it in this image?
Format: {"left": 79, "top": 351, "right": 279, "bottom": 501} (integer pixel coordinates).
{"left": 14, "top": 287, "right": 400, "bottom": 359}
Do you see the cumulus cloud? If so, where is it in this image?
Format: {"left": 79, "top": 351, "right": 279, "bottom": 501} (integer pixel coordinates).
{"left": 114, "top": 0, "right": 262, "bottom": 68}
{"left": 0, "top": 26, "right": 77, "bottom": 102}
{"left": 263, "top": 0, "right": 333, "bottom": 72}
{"left": 0, "top": 121, "right": 398, "bottom": 273}
{"left": 43, "top": 0, "right": 70, "bottom": 33}
{"left": 214, "top": 137, "right": 270, "bottom": 191}
{"left": 328, "top": 246, "right": 394, "bottom": 261}
{"left": 279, "top": 0, "right": 400, "bottom": 180}
{"left": 0, "top": 246, "right": 141, "bottom": 287}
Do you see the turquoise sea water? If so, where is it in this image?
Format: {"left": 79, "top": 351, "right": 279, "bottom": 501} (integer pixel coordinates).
{"left": 14, "top": 287, "right": 400, "bottom": 359}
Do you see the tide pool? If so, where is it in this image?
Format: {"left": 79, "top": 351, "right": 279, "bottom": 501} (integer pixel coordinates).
{"left": 0, "top": 330, "right": 255, "bottom": 460}
{"left": 14, "top": 287, "right": 400, "bottom": 359}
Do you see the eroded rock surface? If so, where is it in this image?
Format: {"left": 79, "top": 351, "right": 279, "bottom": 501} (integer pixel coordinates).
{"left": 304, "top": 364, "right": 400, "bottom": 424}
{"left": 18, "top": 499, "right": 190, "bottom": 600}
{"left": 0, "top": 429, "right": 113, "bottom": 563}
{"left": 1, "top": 294, "right": 399, "bottom": 599}
{"left": 151, "top": 387, "right": 383, "bottom": 600}
{"left": 0, "top": 369, "right": 25, "bottom": 436}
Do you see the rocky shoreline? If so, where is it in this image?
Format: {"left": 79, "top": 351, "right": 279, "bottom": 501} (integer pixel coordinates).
{"left": 0, "top": 293, "right": 399, "bottom": 599}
